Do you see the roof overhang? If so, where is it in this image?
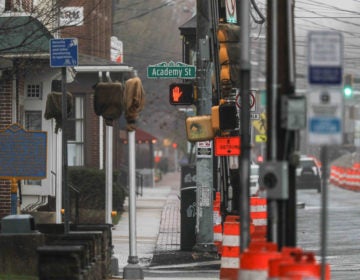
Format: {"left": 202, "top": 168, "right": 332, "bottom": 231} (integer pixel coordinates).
{"left": 74, "top": 65, "right": 134, "bottom": 73}
{"left": 0, "top": 15, "right": 53, "bottom": 55}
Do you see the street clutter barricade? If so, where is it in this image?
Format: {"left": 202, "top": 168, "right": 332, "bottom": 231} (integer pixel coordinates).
{"left": 220, "top": 216, "right": 241, "bottom": 280}
{"left": 250, "top": 196, "right": 267, "bottom": 240}
{"left": 248, "top": 240, "right": 277, "bottom": 252}
{"left": 213, "top": 192, "right": 223, "bottom": 254}
{"left": 278, "top": 252, "right": 331, "bottom": 280}
{"left": 220, "top": 215, "right": 256, "bottom": 279}
{"left": 330, "top": 163, "right": 360, "bottom": 192}
{"left": 239, "top": 249, "right": 281, "bottom": 280}
{"left": 268, "top": 247, "right": 303, "bottom": 278}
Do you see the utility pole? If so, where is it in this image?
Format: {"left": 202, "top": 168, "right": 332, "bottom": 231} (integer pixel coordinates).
{"left": 266, "top": 0, "right": 296, "bottom": 247}
{"left": 194, "top": 0, "right": 216, "bottom": 252}
{"left": 237, "top": 0, "right": 251, "bottom": 252}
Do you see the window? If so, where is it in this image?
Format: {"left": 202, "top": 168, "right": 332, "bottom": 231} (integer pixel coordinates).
{"left": 25, "top": 111, "right": 41, "bottom": 130}
{"left": 26, "top": 83, "right": 42, "bottom": 99}
{"left": 25, "top": 111, "right": 42, "bottom": 186}
{"left": 67, "top": 96, "right": 84, "bottom": 166}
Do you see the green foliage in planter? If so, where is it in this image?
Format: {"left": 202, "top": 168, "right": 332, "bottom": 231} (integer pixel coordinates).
{"left": 67, "top": 167, "right": 126, "bottom": 211}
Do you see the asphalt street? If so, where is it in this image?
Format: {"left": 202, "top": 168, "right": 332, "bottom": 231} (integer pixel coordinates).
{"left": 297, "top": 184, "right": 360, "bottom": 279}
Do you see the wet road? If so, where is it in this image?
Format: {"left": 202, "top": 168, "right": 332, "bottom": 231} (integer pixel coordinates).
{"left": 297, "top": 184, "right": 360, "bottom": 279}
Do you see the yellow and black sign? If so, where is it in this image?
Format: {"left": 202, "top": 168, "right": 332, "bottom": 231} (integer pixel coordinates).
{"left": 255, "top": 134, "right": 267, "bottom": 143}
{"left": 252, "top": 112, "right": 267, "bottom": 134}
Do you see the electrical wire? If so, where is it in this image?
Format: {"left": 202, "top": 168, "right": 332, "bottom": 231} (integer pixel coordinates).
{"left": 250, "top": 0, "right": 266, "bottom": 24}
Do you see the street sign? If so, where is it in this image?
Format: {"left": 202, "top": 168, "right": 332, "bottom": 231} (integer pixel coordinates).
{"left": 307, "top": 88, "right": 343, "bottom": 144}
{"left": 147, "top": 61, "right": 196, "bottom": 79}
{"left": 250, "top": 113, "right": 260, "bottom": 120}
{"left": 197, "top": 141, "right": 212, "bottom": 158}
{"left": 236, "top": 90, "right": 256, "bottom": 112}
{"left": 50, "top": 38, "right": 78, "bottom": 67}
{"left": 252, "top": 112, "right": 267, "bottom": 134}
{"left": 255, "top": 134, "right": 267, "bottom": 143}
{"left": 214, "top": 136, "right": 241, "bottom": 156}
{"left": 308, "top": 31, "right": 343, "bottom": 85}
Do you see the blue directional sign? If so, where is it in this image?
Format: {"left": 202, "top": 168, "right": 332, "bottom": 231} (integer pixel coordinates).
{"left": 309, "top": 117, "right": 341, "bottom": 134}
{"left": 50, "top": 38, "right": 78, "bottom": 67}
{"left": 308, "top": 31, "right": 343, "bottom": 85}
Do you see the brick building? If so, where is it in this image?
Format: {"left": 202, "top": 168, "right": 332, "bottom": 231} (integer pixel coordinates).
{"left": 0, "top": 0, "right": 139, "bottom": 221}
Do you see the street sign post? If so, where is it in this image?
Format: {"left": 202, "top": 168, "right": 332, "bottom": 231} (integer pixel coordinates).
{"left": 147, "top": 61, "right": 196, "bottom": 79}
{"left": 50, "top": 38, "right": 78, "bottom": 234}
{"left": 50, "top": 38, "right": 79, "bottom": 67}
{"left": 307, "top": 31, "right": 343, "bottom": 145}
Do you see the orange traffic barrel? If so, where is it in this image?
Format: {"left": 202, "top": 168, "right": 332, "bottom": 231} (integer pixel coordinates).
{"left": 268, "top": 247, "right": 304, "bottom": 278}
{"left": 213, "top": 193, "right": 222, "bottom": 254}
{"left": 239, "top": 250, "right": 282, "bottom": 279}
{"left": 268, "top": 255, "right": 294, "bottom": 279}
{"left": 248, "top": 240, "right": 278, "bottom": 252}
{"left": 279, "top": 252, "right": 331, "bottom": 280}
{"left": 220, "top": 220, "right": 240, "bottom": 280}
{"left": 250, "top": 197, "right": 267, "bottom": 241}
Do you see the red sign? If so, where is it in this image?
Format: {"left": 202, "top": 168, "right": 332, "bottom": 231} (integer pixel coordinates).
{"left": 214, "top": 136, "right": 241, "bottom": 156}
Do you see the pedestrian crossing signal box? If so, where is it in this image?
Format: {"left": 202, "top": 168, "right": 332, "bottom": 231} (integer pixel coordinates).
{"left": 169, "top": 83, "right": 194, "bottom": 105}
{"left": 186, "top": 115, "right": 214, "bottom": 142}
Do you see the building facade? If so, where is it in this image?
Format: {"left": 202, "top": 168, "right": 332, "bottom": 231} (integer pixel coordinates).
{"left": 0, "top": 0, "right": 136, "bottom": 220}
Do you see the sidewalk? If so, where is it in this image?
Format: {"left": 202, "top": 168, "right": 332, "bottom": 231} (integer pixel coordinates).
{"left": 111, "top": 171, "right": 220, "bottom": 279}
{"left": 111, "top": 171, "right": 181, "bottom": 275}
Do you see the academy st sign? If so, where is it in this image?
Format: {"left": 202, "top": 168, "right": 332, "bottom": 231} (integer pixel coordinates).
{"left": 147, "top": 61, "right": 196, "bottom": 79}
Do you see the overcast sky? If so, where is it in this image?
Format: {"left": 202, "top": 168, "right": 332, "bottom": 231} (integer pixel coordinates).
{"left": 294, "top": 0, "right": 360, "bottom": 84}
{"left": 249, "top": 0, "right": 360, "bottom": 89}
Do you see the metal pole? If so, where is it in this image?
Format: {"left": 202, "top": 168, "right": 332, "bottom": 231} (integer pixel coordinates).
{"left": 194, "top": 0, "right": 216, "bottom": 253}
{"left": 105, "top": 126, "right": 113, "bottom": 224}
{"left": 285, "top": 0, "right": 297, "bottom": 247}
{"left": 128, "top": 130, "right": 137, "bottom": 259}
{"left": 237, "top": 0, "right": 251, "bottom": 252}
{"left": 56, "top": 133, "right": 62, "bottom": 223}
{"left": 266, "top": 0, "right": 279, "bottom": 243}
{"left": 270, "top": 0, "right": 278, "bottom": 160}
{"left": 320, "top": 145, "right": 328, "bottom": 280}
{"left": 61, "top": 66, "right": 70, "bottom": 234}
{"left": 123, "top": 130, "right": 143, "bottom": 279}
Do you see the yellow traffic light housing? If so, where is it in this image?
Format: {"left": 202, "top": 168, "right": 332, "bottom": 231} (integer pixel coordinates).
{"left": 217, "top": 23, "right": 241, "bottom": 95}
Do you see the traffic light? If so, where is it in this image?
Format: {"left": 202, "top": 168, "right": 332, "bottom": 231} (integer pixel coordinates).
{"left": 169, "top": 83, "right": 194, "bottom": 105}
{"left": 219, "top": 102, "right": 238, "bottom": 131}
{"left": 217, "top": 23, "right": 241, "bottom": 96}
{"left": 343, "top": 74, "right": 353, "bottom": 98}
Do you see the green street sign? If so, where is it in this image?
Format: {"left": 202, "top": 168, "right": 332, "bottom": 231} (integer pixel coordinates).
{"left": 147, "top": 61, "right": 196, "bottom": 79}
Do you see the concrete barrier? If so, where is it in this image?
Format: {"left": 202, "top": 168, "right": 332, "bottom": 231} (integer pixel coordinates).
{"left": 0, "top": 233, "right": 45, "bottom": 277}
{"left": 37, "top": 245, "right": 85, "bottom": 280}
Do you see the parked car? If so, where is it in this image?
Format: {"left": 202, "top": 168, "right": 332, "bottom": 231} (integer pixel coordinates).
{"left": 296, "top": 156, "right": 322, "bottom": 192}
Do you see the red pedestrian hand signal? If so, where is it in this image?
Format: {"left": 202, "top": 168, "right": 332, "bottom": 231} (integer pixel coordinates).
{"left": 169, "top": 83, "right": 194, "bottom": 105}
{"left": 172, "top": 86, "right": 183, "bottom": 102}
